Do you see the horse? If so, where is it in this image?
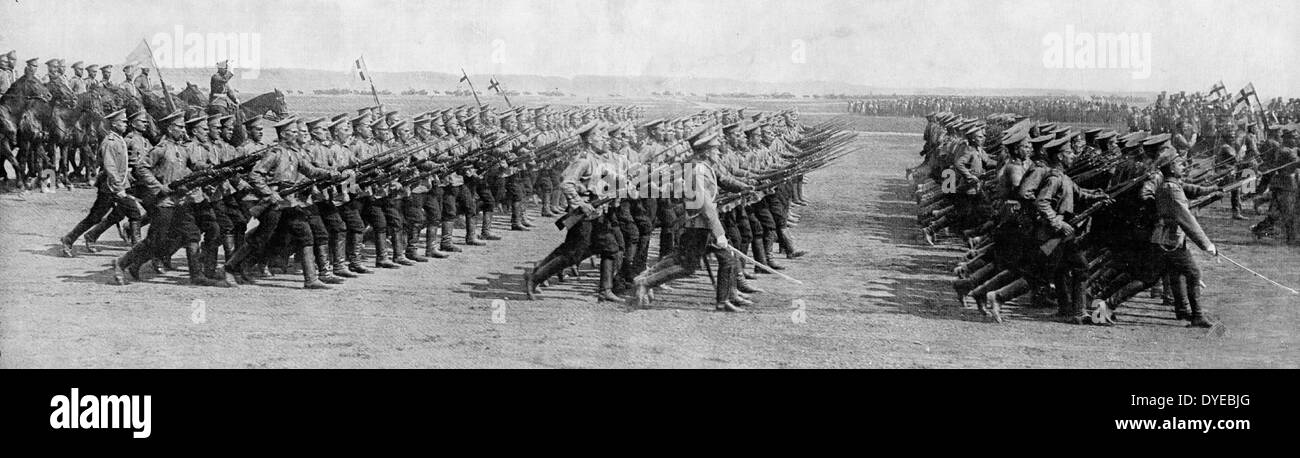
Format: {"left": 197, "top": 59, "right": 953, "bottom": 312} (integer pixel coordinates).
{"left": 1, "top": 78, "right": 53, "bottom": 191}
{"left": 206, "top": 88, "right": 289, "bottom": 121}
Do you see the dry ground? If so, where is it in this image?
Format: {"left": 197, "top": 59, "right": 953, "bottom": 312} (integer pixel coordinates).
{"left": 1, "top": 97, "right": 1296, "bottom": 368}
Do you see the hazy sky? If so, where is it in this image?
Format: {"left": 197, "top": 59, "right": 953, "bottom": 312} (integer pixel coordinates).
{"left": 2, "top": 0, "right": 1296, "bottom": 95}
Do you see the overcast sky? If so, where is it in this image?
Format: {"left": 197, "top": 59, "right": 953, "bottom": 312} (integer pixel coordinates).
{"left": 2, "top": 0, "right": 1296, "bottom": 95}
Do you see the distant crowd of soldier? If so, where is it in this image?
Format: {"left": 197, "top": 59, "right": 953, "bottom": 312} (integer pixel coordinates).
{"left": 909, "top": 109, "right": 1299, "bottom": 327}
{"left": 847, "top": 95, "right": 1137, "bottom": 124}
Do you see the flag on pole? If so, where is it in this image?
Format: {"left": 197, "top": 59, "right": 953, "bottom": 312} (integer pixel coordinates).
{"left": 124, "top": 39, "right": 158, "bottom": 72}
{"left": 1209, "top": 81, "right": 1227, "bottom": 101}
{"left": 459, "top": 73, "right": 470, "bottom": 84}
{"left": 355, "top": 57, "right": 368, "bottom": 81}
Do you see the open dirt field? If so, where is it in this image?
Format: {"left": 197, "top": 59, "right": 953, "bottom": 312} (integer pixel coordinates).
{"left": 1, "top": 97, "right": 1296, "bottom": 368}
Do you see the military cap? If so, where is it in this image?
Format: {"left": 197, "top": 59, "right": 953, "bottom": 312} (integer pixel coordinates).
{"left": 216, "top": 60, "right": 230, "bottom": 69}
{"left": 122, "top": 63, "right": 138, "bottom": 73}
{"left": 1095, "top": 130, "right": 1118, "bottom": 142}
{"left": 104, "top": 109, "right": 127, "bottom": 122}
{"left": 1001, "top": 129, "right": 1029, "bottom": 146}
{"left": 207, "top": 113, "right": 226, "bottom": 124}
{"left": 1152, "top": 150, "right": 1179, "bottom": 169}
{"left": 743, "top": 122, "right": 762, "bottom": 133}
{"left": 243, "top": 114, "right": 265, "bottom": 127}
{"left": 721, "top": 122, "right": 742, "bottom": 133}
{"left": 128, "top": 110, "right": 149, "bottom": 123}
{"left": 45, "top": 58, "right": 61, "bottom": 67}
{"left": 185, "top": 114, "right": 208, "bottom": 126}
{"left": 574, "top": 121, "right": 602, "bottom": 137}
{"left": 688, "top": 126, "right": 720, "bottom": 149}
{"left": 1282, "top": 124, "right": 1299, "bottom": 138}
{"left": 84, "top": 64, "right": 100, "bottom": 72}
{"left": 1, "top": 50, "right": 14, "bottom": 60}
{"left": 961, "top": 122, "right": 986, "bottom": 136}
{"left": 1029, "top": 134, "right": 1055, "bottom": 147}
{"left": 331, "top": 113, "right": 352, "bottom": 123}
{"left": 304, "top": 117, "right": 328, "bottom": 129}
{"left": 1044, "top": 137, "right": 1070, "bottom": 153}
{"left": 390, "top": 118, "right": 408, "bottom": 130}
{"left": 1083, "top": 128, "right": 1103, "bottom": 142}
{"left": 26, "top": 58, "right": 40, "bottom": 67}
{"left": 273, "top": 116, "right": 299, "bottom": 131}
{"left": 497, "top": 111, "right": 516, "bottom": 121}
{"left": 70, "top": 61, "right": 84, "bottom": 69}
{"left": 370, "top": 117, "right": 391, "bottom": 129}
{"left": 1037, "top": 122, "right": 1058, "bottom": 132}
{"left": 1052, "top": 127, "right": 1074, "bottom": 139}
{"left": 158, "top": 110, "right": 186, "bottom": 126}
{"left": 349, "top": 114, "right": 369, "bottom": 126}
{"left": 100, "top": 64, "right": 113, "bottom": 72}
{"left": 1141, "top": 133, "right": 1172, "bottom": 148}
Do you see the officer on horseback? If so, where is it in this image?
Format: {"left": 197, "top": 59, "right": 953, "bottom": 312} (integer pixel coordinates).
{"left": 209, "top": 60, "right": 239, "bottom": 114}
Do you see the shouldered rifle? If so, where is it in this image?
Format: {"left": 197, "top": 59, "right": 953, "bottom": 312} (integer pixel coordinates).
{"left": 167, "top": 150, "right": 267, "bottom": 195}
{"left": 1038, "top": 173, "right": 1146, "bottom": 254}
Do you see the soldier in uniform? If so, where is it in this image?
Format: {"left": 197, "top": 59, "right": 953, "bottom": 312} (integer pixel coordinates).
{"left": 82, "top": 64, "right": 100, "bottom": 91}
{"left": 209, "top": 60, "right": 239, "bottom": 112}
{"left": 80, "top": 110, "right": 156, "bottom": 251}
{"left": 0, "top": 50, "right": 16, "bottom": 94}
{"left": 111, "top": 110, "right": 220, "bottom": 287}
{"left": 630, "top": 126, "right": 744, "bottom": 312}
{"left": 524, "top": 122, "right": 624, "bottom": 302}
{"left": 220, "top": 117, "right": 347, "bottom": 289}
{"left": 119, "top": 63, "right": 142, "bottom": 100}
{"left": 59, "top": 109, "right": 145, "bottom": 257}
{"left": 68, "top": 62, "right": 87, "bottom": 94}
{"left": 1032, "top": 137, "right": 1112, "bottom": 324}
{"left": 1093, "top": 151, "right": 1220, "bottom": 327}
{"left": 98, "top": 65, "right": 114, "bottom": 89}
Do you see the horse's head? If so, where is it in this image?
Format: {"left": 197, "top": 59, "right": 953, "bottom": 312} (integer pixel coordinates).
{"left": 270, "top": 88, "right": 288, "bottom": 116}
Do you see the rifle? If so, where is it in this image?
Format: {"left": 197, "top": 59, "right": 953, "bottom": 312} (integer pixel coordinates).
{"left": 555, "top": 196, "right": 616, "bottom": 230}
{"left": 1190, "top": 159, "right": 1300, "bottom": 209}
{"left": 167, "top": 147, "right": 271, "bottom": 195}
{"left": 1038, "top": 173, "right": 1146, "bottom": 254}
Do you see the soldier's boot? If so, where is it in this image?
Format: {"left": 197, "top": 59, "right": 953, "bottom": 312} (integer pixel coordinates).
{"left": 440, "top": 221, "right": 463, "bottom": 252}
{"left": 748, "top": 237, "right": 766, "bottom": 274}
{"left": 659, "top": 229, "right": 676, "bottom": 261}
{"left": 315, "top": 244, "right": 345, "bottom": 284}
{"left": 480, "top": 211, "right": 502, "bottom": 240}
{"left": 464, "top": 215, "right": 486, "bottom": 245}
{"left": 736, "top": 273, "right": 764, "bottom": 294}
{"left": 596, "top": 257, "right": 625, "bottom": 302}
{"left": 390, "top": 229, "right": 415, "bottom": 266}
{"left": 424, "top": 225, "right": 448, "bottom": 258}
{"left": 331, "top": 236, "right": 358, "bottom": 278}
{"left": 510, "top": 202, "right": 527, "bottom": 231}
{"left": 521, "top": 202, "right": 536, "bottom": 227}
{"left": 204, "top": 244, "right": 233, "bottom": 288}
{"left": 526, "top": 256, "right": 569, "bottom": 299}
{"left": 775, "top": 229, "right": 806, "bottom": 259}
{"left": 59, "top": 234, "right": 76, "bottom": 257}
{"left": 184, "top": 243, "right": 220, "bottom": 287}
{"left": 374, "top": 231, "right": 401, "bottom": 269}
{"left": 404, "top": 228, "right": 429, "bottom": 262}
{"left": 222, "top": 234, "right": 237, "bottom": 263}
{"left": 300, "top": 246, "right": 331, "bottom": 290}
{"left": 539, "top": 204, "right": 556, "bottom": 218}
{"left": 1186, "top": 282, "right": 1212, "bottom": 328}
{"left": 82, "top": 219, "right": 115, "bottom": 251}
{"left": 764, "top": 237, "right": 785, "bottom": 271}
{"left": 346, "top": 232, "right": 374, "bottom": 274}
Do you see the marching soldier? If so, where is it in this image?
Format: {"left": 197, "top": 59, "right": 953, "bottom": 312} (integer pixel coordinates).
{"left": 80, "top": 110, "right": 156, "bottom": 251}
{"left": 1032, "top": 137, "right": 1112, "bottom": 324}
{"left": 60, "top": 110, "right": 146, "bottom": 257}
{"left": 630, "top": 126, "right": 745, "bottom": 312}
{"left": 220, "top": 117, "right": 348, "bottom": 289}
{"left": 111, "top": 110, "right": 219, "bottom": 287}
